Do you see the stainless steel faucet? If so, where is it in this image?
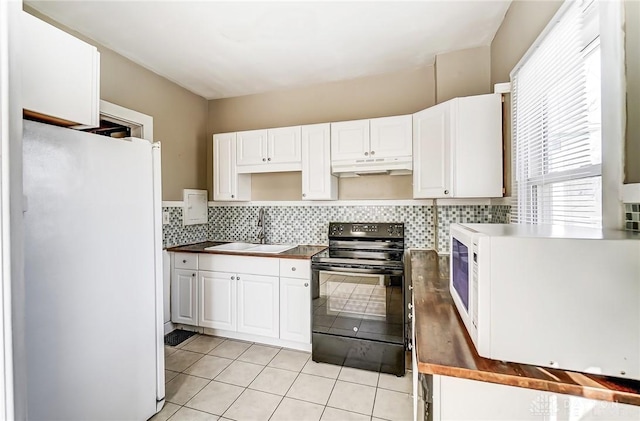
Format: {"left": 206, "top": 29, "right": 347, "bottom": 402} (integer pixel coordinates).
{"left": 256, "top": 208, "right": 266, "bottom": 244}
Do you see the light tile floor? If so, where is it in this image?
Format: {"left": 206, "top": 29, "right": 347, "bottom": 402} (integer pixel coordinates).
{"left": 152, "top": 334, "right": 414, "bottom": 421}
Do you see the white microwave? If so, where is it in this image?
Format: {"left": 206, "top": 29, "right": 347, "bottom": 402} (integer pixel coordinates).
{"left": 449, "top": 223, "right": 640, "bottom": 380}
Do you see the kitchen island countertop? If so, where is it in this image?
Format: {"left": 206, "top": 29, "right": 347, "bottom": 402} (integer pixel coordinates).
{"left": 166, "top": 241, "right": 327, "bottom": 260}
{"left": 411, "top": 249, "right": 640, "bottom": 406}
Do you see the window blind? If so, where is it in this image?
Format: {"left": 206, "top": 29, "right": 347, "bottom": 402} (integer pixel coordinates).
{"left": 511, "top": 0, "right": 602, "bottom": 227}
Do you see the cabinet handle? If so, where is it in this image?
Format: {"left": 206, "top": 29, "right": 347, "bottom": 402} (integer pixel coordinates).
{"left": 370, "top": 150, "right": 375, "bottom": 155}
{"left": 304, "top": 283, "right": 309, "bottom": 287}
{"left": 291, "top": 267, "right": 297, "bottom": 272}
{"left": 231, "top": 276, "right": 235, "bottom": 280}
{"left": 262, "top": 158, "right": 266, "bottom": 162}
{"left": 444, "top": 190, "right": 449, "bottom": 195}
{"left": 267, "top": 157, "right": 271, "bottom": 161}
{"left": 364, "top": 152, "right": 369, "bottom": 156}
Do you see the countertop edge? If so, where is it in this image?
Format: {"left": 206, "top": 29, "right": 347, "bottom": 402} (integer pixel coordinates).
{"left": 165, "top": 242, "right": 327, "bottom": 260}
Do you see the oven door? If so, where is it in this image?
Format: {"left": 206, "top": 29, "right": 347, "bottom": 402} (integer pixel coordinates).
{"left": 311, "top": 264, "right": 405, "bottom": 346}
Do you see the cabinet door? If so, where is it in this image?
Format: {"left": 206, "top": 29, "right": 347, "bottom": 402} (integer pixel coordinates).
{"left": 280, "top": 277, "right": 311, "bottom": 344}
{"left": 453, "top": 94, "right": 503, "bottom": 198}
{"left": 199, "top": 271, "right": 237, "bottom": 331}
{"left": 22, "top": 12, "right": 100, "bottom": 127}
{"left": 237, "top": 129, "right": 268, "bottom": 166}
{"left": 370, "top": 115, "right": 412, "bottom": 159}
{"left": 330, "top": 119, "right": 370, "bottom": 161}
{"left": 213, "top": 134, "right": 250, "bottom": 201}
{"left": 268, "top": 126, "right": 302, "bottom": 165}
{"left": 237, "top": 274, "right": 279, "bottom": 338}
{"left": 301, "top": 123, "right": 337, "bottom": 200}
{"left": 413, "top": 103, "right": 452, "bottom": 198}
{"left": 171, "top": 269, "right": 198, "bottom": 326}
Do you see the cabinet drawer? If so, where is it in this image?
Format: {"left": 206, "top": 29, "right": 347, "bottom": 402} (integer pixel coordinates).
{"left": 199, "top": 254, "right": 279, "bottom": 276}
{"left": 279, "top": 259, "right": 310, "bottom": 279}
{"left": 174, "top": 253, "right": 198, "bottom": 270}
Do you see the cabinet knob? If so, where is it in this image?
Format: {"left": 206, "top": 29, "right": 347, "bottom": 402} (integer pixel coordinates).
{"left": 267, "top": 157, "right": 271, "bottom": 161}
{"left": 262, "top": 158, "right": 266, "bottom": 162}
{"left": 237, "top": 276, "right": 241, "bottom": 280}
{"left": 192, "top": 273, "right": 195, "bottom": 277}
{"left": 364, "top": 152, "right": 369, "bottom": 156}
{"left": 291, "top": 267, "right": 296, "bottom": 271}
{"left": 302, "top": 193, "right": 306, "bottom": 198}
{"left": 304, "top": 283, "right": 309, "bottom": 287}
{"left": 231, "top": 194, "right": 235, "bottom": 198}
{"left": 444, "top": 190, "right": 449, "bottom": 195}
{"left": 370, "top": 150, "right": 375, "bottom": 155}
{"left": 231, "top": 276, "right": 235, "bottom": 280}
{"left": 183, "top": 259, "right": 187, "bottom": 263}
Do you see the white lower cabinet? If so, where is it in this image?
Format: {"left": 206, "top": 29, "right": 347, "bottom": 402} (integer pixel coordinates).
{"left": 171, "top": 269, "right": 198, "bottom": 326}
{"left": 279, "top": 277, "right": 311, "bottom": 343}
{"left": 199, "top": 271, "right": 237, "bottom": 331}
{"left": 237, "top": 274, "right": 279, "bottom": 338}
{"left": 170, "top": 252, "right": 311, "bottom": 348}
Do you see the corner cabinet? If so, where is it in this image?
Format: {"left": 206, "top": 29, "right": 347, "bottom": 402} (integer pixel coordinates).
{"left": 413, "top": 93, "right": 503, "bottom": 198}
{"left": 301, "top": 123, "right": 338, "bottom": 200}
{"left": 236, "top": 126, "right": 302, "bottom": 173}
{"left": 21, "top": 12, "right": 100, "bottom": 128}
{"left": 213, "top": 133, "right": 251, "bottom": 201}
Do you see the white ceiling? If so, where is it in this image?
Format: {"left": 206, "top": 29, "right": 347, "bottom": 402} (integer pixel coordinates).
{"left": 27, "top": 1, "right": 511, "bottom": 100}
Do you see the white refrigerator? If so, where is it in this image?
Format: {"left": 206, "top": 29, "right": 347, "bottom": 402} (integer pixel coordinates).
{"left": 22, "top": 120, "right": 164, "bottom": 420}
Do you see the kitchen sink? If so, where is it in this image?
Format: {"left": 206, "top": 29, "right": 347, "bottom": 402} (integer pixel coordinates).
{"left": 204, "top": 242, "right": 297, "bottom": 254}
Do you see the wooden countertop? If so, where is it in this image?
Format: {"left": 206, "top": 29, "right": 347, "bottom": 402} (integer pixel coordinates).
{"left": 166, "top": 241, "right": 327, "bottom": 260}
{"left": 410, "top": 249, "right": 640, "bottom": 406}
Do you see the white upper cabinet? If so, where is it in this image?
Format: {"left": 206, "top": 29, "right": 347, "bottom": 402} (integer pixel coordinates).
{"left": 413, "top": 102, "right": 452, "bottom": 198}
{"left": 301, "top": 123, "right": 338, "bottom": 200}
{"left": 237, "top": 129, "right": 268, "bottom": 166}
{"left": 331, "top": 119, "right": 370, "bottom": 161}
{"left": 236, "top": 126, "right": 302, "bottom": 173}
{"left": 21, "top": 12, "right": 100, "bottom": 128}
{"left": 370, "top": 115, "right": 413, "bottom": 159}
{"left": 213, "top": 133, "right": 251, "bottom": 201}
{"left": 413, "top": 93, "right": 503, "bottom": 198}
{"left": 331, "top": 116, "right": 412, "bottom": 162}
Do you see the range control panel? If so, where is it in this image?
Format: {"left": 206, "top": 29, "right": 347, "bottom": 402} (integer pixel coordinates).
{"left": 329, "top": 222, "right": 404, "bottom": 238}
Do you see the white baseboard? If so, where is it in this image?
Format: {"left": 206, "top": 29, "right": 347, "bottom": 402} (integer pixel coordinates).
{"left": 202, "top": 328, "right": 312, "bottom": 352}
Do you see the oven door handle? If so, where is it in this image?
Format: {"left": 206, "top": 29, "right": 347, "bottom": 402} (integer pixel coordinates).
{"left": 311, "top": 264, "right": 404, "bottom": 276}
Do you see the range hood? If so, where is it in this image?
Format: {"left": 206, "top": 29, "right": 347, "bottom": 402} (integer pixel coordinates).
{"left": 331, "top": 156, "right": 412, "bottom": 178}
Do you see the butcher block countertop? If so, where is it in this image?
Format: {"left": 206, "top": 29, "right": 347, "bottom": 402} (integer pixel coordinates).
{"left": 410, "top": 249, "right": 640, "bottom": 406}
{"left": 166, "top": 241, "right": 326, "bottom": 260}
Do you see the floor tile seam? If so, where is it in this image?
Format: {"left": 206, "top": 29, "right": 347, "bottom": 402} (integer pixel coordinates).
{"left": 237, "top": 346, "right": 281, "bottom": 366}
{"left": 182, "top": 379, "right": 235, "bottom": 417}
{"left": 171, "top": 400, "right": 222, "bottom": 419}
{"left": 317, "top": 370, "right": 341, "bottom": 420}
{"left": 371, "top": 380, "right": 380, "bottom": 419}
{"left": 325, "top": 402, "right": 373, "bottom": 417}
{"left": 221, "top": 384, "right": 284, "bottom": 421}
{"left": 166, "top": 377, "right": 212, "bottom": 407}
{"left": 176, "top": 353, "right": 207, "bottom": 374}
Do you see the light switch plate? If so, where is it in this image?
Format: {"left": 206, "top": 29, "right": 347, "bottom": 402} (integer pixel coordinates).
{"left": 162, "top": 211, "right": 170, "bottom": 225}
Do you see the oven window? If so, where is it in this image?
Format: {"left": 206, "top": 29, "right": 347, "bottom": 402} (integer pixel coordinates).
{"left": 312, "top": 271, "right": 404, "bottom": 345}
{"left": 452, "top": 238, "right": 469, "bottom": 311}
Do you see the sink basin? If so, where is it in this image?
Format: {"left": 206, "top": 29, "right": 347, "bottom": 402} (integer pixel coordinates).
{"left": 205, "top": 242, "right": 297, "bottom": 254}
{"left": 205, "top": 242, "right": 256, "bottom": 251}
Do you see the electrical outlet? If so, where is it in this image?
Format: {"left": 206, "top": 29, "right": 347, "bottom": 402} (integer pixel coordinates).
{"left": 162, "top": 211, "right": 170, "bottom": 225}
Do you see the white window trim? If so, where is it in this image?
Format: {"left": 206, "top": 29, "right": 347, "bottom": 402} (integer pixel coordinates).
{"left": 600, "top": 0, "right": 626, "bottom": 229}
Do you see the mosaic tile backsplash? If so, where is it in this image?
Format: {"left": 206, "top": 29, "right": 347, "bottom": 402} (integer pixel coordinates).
{"left": 625, "top": 203, "right": 640, "bottom": 232}
{"left": 163, "top": 204, "right": 512, "bottom": 253}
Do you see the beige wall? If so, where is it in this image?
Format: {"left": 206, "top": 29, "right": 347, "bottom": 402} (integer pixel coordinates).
{"left": 25, "top": 6, "right": 209, "bottom": 201}
{"left": 490, "top": 0, "right": 563, "bottom": 196}
{"left": 208, "top": 66, "right": 436, "bottom": 200}
{"left": 626, "top": 0, "right": 640, "bottom": 183}
{"left": 435, "top": 46, "right": 491, "bottom": 104}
